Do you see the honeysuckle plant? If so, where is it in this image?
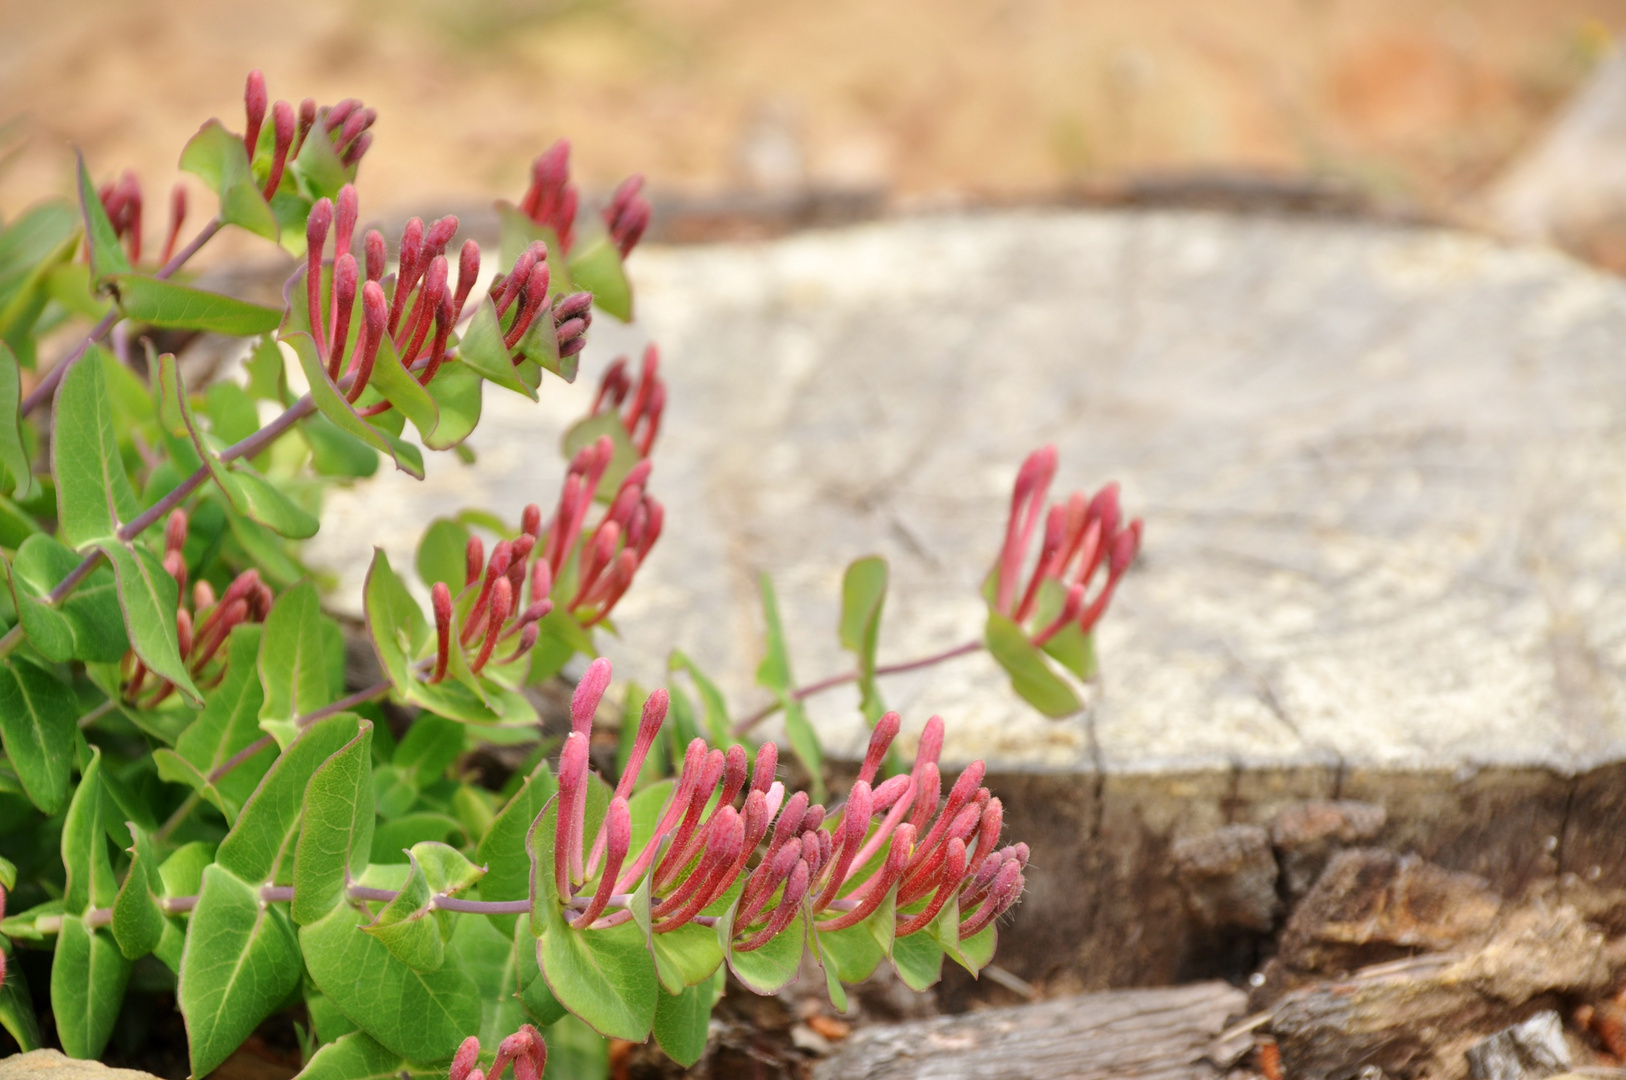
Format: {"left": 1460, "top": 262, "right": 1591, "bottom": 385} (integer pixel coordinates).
{"left": 0, "top": 67, "right": 1136, "bottom": 1079}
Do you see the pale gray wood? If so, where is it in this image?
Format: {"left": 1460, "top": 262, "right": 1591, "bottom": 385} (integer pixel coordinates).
{"left": 812, "top": 981, "right": 1247, "bottom": 1080}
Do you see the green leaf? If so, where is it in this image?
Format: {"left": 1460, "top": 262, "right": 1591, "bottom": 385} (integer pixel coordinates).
{"left": 451, "top": 912, "right": 526, "bottom": 1047}
{"left": 76, "top": 151, "right": 131, "bottom": 279}
{"left": 477, "top": 759, "right": 557, "bottom": 936}
{"left": 259, "top": 580, "right": 332, "bottom": 726}
{"left": 652, "top": 970, "right": 720, "bottom": 1068}
{"left": 926, "top": 888, "right": 996, "bottom": 976}
{"left": 890, "top": 929, "right": 945, "bottom": 991}
{"left": 393, "top": 714, "right": 464, "bottom": 788}
{"left": 457, "top": 298, "right": 535, "bottom": 399}
{"left": 296, "top": 1031, "right": 423, "bottom": 1080}
{"left": 363, "top": 549, "right": 428, "bottom": 693}
{"left": 364, "top": 842, "right": 484, "bottom": 971}
{"left": 0, "top": 657, "right": 75, "bottom": 813}
{"left": 0, "top": 947, "right": 41, "bottom": 1050}
{"left": 715, "top": 888, "right": 806, "bottom": 995}
{"left": 111, "top": 823, "right": 165, "bottom": 960}
{"left": 98, "top": 539, "right": 202, "bottom": 706}
{"left": 415, "top": 518, "right": 470, "bottom": 594}
{"left": 292, "top": 719, "right": 375, "bottom": 924}
{"left": 216, "top": 713, "right": 362, "bottom": 886}
{"left": 839, "top": 556, "right": 888, "bottom": 724}
{"left": 167, "top": 624, "right": 274, "bottom": 821}
{"left": 284, "top": 329, "right": 425, "bottom": 479}
{"left": 206, "top": 379, "right": 263, "bottom": 445}
{"left": 301, "top": 901, "right": 482, "bottom": 1062}
{"left": 179, "top": 119, "right": 279, "bottom": 240}
{"left": 0, "top": 342, "right": 37, "bottom": 500}
{"left": 156, "top": 352, "right": 318, "bottom": 538}
{"left": 0, "top": 494, "right": 41, "bottom": 549}
{"left": 527, "top": 796, "right": 659, "bottom": 1041}
{"left": 113, "top": 275, "right": 282, "bottom": 334}
{"left": 566, "top": 231, "right": 633, "bottom": 323}
{"left": 289, "top": 123, "right": 350, "bottom": 204}
{"left": 5, "top": 533, "right": 127, "bottom": 663}
{"left": 984, "top": 610, "right": 1081, "bottom": 718}
{"left": 303, "top": 412, "right": 379, "bottom": 478}
{"left": 51, "top": 914, "right": 131, "bottom": 1059}
{"left": 178, "top": 863, "right": 303, "bottom": 1077}
{"left": 359, "top": 330, "right": 439, "bottom": 443}
{"left": 53, "top": 348, "right": 139, "bottom": 548}
{"left": 371, "top": 813, "right": 464, "bottom": 862}
{"left": 244, "top": 334, "right": 286, "bottom": 401}
{"left": 513, "top": 915, "right": 567, "bottom": 1027}
{"left": 1041, "top": 622, "right": 1097, "bottom": 683}
{"left": 62, "top": 747, "right": 116, "bottom": 913}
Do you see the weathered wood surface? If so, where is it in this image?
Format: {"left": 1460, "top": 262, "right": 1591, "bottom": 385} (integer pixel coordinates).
{"left": 812, "top": 981, "right": 1247, "bottom": 1080}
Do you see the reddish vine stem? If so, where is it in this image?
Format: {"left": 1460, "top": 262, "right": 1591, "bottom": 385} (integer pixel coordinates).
{"left": 731, "top": 639, "right": 984, "bottom": 735}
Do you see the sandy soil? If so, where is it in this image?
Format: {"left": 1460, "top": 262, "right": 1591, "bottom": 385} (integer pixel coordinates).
{"left": 0, "top": 0, "right": 1621, "bottom": 233}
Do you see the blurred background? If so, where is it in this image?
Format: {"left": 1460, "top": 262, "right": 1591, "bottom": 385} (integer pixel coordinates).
{"left": 3, "top": 0, "right": 1625, "bottom": 260}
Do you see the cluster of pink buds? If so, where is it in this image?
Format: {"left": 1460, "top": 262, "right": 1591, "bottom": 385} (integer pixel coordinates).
{"left": 542, "top": 435, "right": 662, "bottom": 626}
{"left": 449, "top": 1026, "right": 546, "bottom": 1080}
{"left": 93, "top": 172, "right": 188, "bottom": 267}
{"left": 551, "top": 659, "right": 1027, "bottom": 949}
{"left": 242, "top": 70, "right": 374, "bottom": 204}
{"left": 590, "top": 344, "right": 665, "bottom": 458}
{"left": 517, "top": 139, "right": 651, "bottom": 261}
{"left": 123, "top": 510, "right": 273, "bottom": 708}
{"left": 429, "top": 508, "right": 556, "bottom": 683}
{"left": 602, "top": 174, "right": 651, "bottom": 258}
{"left": 485, "top": 240, "right": 594, "bottom": 364}
{"left": 993, "top": 445, "right": 1142, "bottom": 647}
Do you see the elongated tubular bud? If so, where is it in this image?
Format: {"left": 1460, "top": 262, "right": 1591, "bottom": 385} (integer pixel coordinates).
{"left": 262, "top": 101, "right": 296, "bottom": 201}
{"left": 463, "top": 541, "right": 512, "bottom": 645}
{"left": 423, "top": 215, "right": 459, "bottom": 261}
{"left": 333, "top": 184, "right": 359, "bottom": 260}
{"left": 453, "top": 240, "right": 480, "bottom": 322}
{"left": 400, "top": 256, "right": 449, "bottom": 366}
{"left": 804, "top": 829, "right": 831, "bottom": 879}
{"left": 117, "top": 173, "right": 143, "bottom": 262}
{"left": 416, "top": 289, "right": 455, "bottom": 386}
{"left": 972, "top": 796, "right": 1003, "bottom": 859}
{"left": 364, "top": 230, "right": 386, "bottom": 283}
{"left": 345, "top": 281, "right": 386, "bottom": 402}
{"left": 555, "top": 733, "right": 589, "bottom": 894}
{"left": 429, "top": 582, "right": 454, "bottom": 683}
{"left": 570, "top": 520, "right": 621, "bottom": 608}
{"left": 858, "top": 711, "right": 901, "bottom": 786}
{"left": 521, "top": 503, "right": 543, "bottom": 541}
{"left": 305, "top": 198, "right": 334, "bottom": 357}
{"left": 614, "top": 737, "right": 706, "bottom": 892}
{"left": 165, "top": 509, "right": 188, "bottom": 555}
{"left": 293, "top": 98, "right": 316, "bottom": 157}
{"left": 335, "top": 109, "right": 368, "bottom": 159}
{"left": 161, "top": 184, "right": 187, "bottom": 265}
{"left": 959, "top": 853, "right": 1005, "bottom": 910}
{"left": 633, "top": 384, "right": 665, "bottom": 457}
{"left": 505, "top": 535, "right": 535, "bottom": 597}
{"left": 195, "top": 569, "right": 260, "bottom": 643}
{"left": 324, "top": 98, "right": 360, "bottom": 132}
{"left": 908, "top": 762, "right": 940, "bottom": 834}
{"left": 870, "top": 774, "right": 912, "bottom": 814}
{"left": 813, "top": 780, "right": 873, "bottom": 910}
{"left": 995, "top": 446, "right": 1058, "bottom": 614}
{"left": 193, "top": 580, "right": 216, "bottom": 614}
{"left": 845, "top": 775, "right": 915, "bottom": 883}
{"left": 503, "top": 621, "right": 541, "bottom": 666}
{"left": 503, "top": 262, "right": 552, "bottom": 351}
{"left": 243, "top": 71, "right": 268, "bottom": 159}
{"left": 494, "top": 243, "right": 543, "bottom": 317}
{"left": 734, "top": 789, "right": 770, "bottom": 869}
{"left": 736, "top": 858, "right": 809, "bottom": 952}
{"left": 916, "top": 761, "right": 986, "bottom": 859}
{"left": 719, "top": 744, "right": 749, "bottom": 808}
{"left": 637, "top": 499, "right": 664, "bottom": 561}
{"left": 1079, "top": 523, "right": 1140, "bottom": 634}
{"left": 542, "top": 477, "right": 582, "bottom": 577}
{"left": 737, "top": 836, "right": 803, "bottom": 928}
{"left": 326, "top": 254, "right": 359, "bottom": 379}
{"left": 750, "top": 740, "right": 778, "bottom": 794}
{"left": 579, "top": 550, "right": 637, "bottom": 623}
{"left": 341, "top": 130, "right": 372, "bottom": 168}
{"left": 897, "top": 838, "right": 967, "bottom": 937}
{"left": 960, "top": 861, "right": 1024, "bottom": 939}
{"left": 162, "top": 551, "right": 187, "bottom": 595}
{"left": 189, "top": 598, "right": 247, "bottom": 672}
{"left": 175, "top": 608, "right": 195, "bottom": 663}
{"left": 652, "top": 806, "right": 742, "bottom": 924}
{"left": 554, "top": 293, "right": 593, "bottom": 358}
{"left": 388, "top": 218, "right": 425, "bottom": 336}
{"left": 1015, "top": 503, "right": 1068, "bottom": 624}
{"left": 592, "top": 358, "right": 630, "bottom": 415}
{"left": 470, "top": 577, "right": 512, "bottom": 673}
{"left": 760, "top": 790, "right": 807, "bottom": 869}
{"left": 655, "top": 748, "right": 725, "bottom": 887}
{"left": 450, "top": 1037, "right": 481, "bottom": 1080}
{"left": 617, "top": 689, "right": 666, "bottom": 800}
{"left": 490, "top": 1023, "right": 543, "bottom": 1080}
{"left": 571, "top": 657, "right": 612, "bottom": 738}
{"left": 464, "top": 536, "right": 485, "bottom": 588}
{"left": 817, "top": 824, "right": 915, "bottom": 932}
{"left": 572, "top": 796, "right": 630, "bottom": 929}
{"left": 529, "top": 557, "right": 553, "bottom": 609}
{"left": 915, "top": 714, "right": 945, "bottom": 772}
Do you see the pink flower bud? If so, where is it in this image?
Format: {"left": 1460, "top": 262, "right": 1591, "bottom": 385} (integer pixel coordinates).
{"left": 908, "top": 762, "right": 940, "bottom": 834}
{"left": 961, "top": 860, "right": 1024, "bottom": 939}
{"left": 471, "top": 576, "right": 512, "bottom": 673}
{"left": 859, "top": 711, "right": 901, "bottom": 785}
{"left": 465, "top": 535, "right": 485, "bottom": 588}
{"left": 305, "top": 197, "right": 334, "bottom": 351}
{"left": 345, "top": 281, "right": 386, "bottom": 402}
{"left": 324, "top": 99, "right": 359, "bottom": 132}
{"left": 572, "top": 795, "right": 630, "bottom": 929}
{"left": 610, "top": 688, "right": 666, "bottom": 802}
{"left": 750, "top": 740, "right": 778, "bottom": 793}
{"left": 264, "top": 101, "right": 295, "bottom": 200}
{"left": 450, "top": 1036, "right": 481, "bottom": 1080}
{"left": 521, "top": 504, "right": 542, "bottom": 540}
{"left": 293, "top": 99, "right": 316, "bottom": 156}
{"left": 1109, "top": 518, "right": 1142, "bottom": 576}
{"left": 555, "top": 732, "right": 589, "bottom": 894}
{"left": 571, "top": 657, "right": 612, "bottom": 738}
{"left": 162, "top": 550, "right": 187, "bottom": 591}
{"left": 974, "top": 796, "right": 1003, "bottom": 858}
{"left": 364, "top": 230, "right": 386, "bottom": 283}
{"left": 736, "top": 858, "right": 809, "bottom": 952}
{"left": 431, "top": 582, "right": 453, "bottom": 684}
{"left": 770, "top": 790, "right": 808, "bottom": 851}
{"left": 193, "top": 580, "right": 216, "bottom": 613}
{"left": 165, "top": 509, "right": 188, "bottom": 555}
{"left": 800, "top": 803, "right": 826, "bottom": 834}
{"left": 996, "top": 445, "right": 1058, "bottom": 614}
{"left": 916, "top": 715, "right": 945, "bottom": 772}
{"left": 333, "top": 185, "right": 360, "bottom": 259}
{"left": 453, "top": 240, "right": 481, "bottom": 321}
{"left": 326, "top": 253, "right": 359, "bottom": 380}
{"left": 720, "top": 744, "right": 748, "bottom": 806}
{"left": 871, "top": 773, "right": 911, "bottom": 812}
{"left": 530, "top": 557, "right": 552, "bottom": 606}
{"left": 244, "top": 71, "right": 268, "bottom": 158}
{"left": 637, "top": 498, "right": 664, "bottom": 561}
{"left": 160, "top": 183, "right": 187, "bottom": 266}
{"left": 389, "top": 218, "right": 425, "bottom": 335}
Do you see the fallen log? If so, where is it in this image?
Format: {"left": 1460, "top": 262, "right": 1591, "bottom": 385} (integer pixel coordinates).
{"left": 812, "top": 981, "right": 1247, "bottom": 1080}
